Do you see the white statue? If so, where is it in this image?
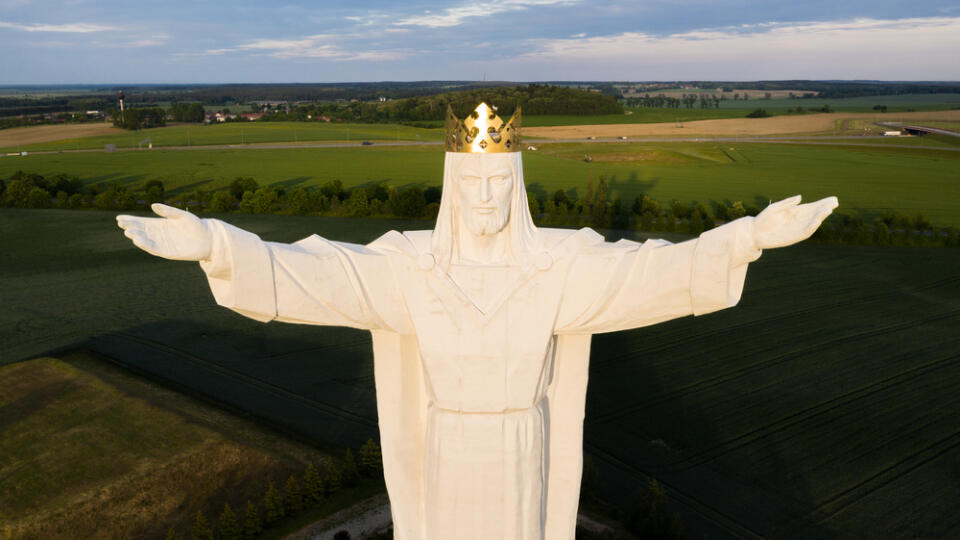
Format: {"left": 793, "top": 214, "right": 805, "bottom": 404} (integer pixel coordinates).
{"left": 117, "top": 103, "right": 837, "bottom": 540}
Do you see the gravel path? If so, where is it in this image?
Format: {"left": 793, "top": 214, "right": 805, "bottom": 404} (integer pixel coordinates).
{"left": 285, "top": 494, "right": 392, "bottom": 540}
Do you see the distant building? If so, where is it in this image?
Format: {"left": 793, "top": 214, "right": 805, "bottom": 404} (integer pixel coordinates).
{"left": 883, "top": 130, "right": 902, "bottom": 137}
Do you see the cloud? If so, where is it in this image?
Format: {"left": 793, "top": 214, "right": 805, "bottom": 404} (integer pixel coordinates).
{"left": 394, "top": 0, "right": 577, "bottom": 28}
{"left": 0, "top": 19, "right": 117, "bottom": 32}
{"left": 515, "top": 16, "right": 960, "bottom": 79}
{"left": 202, "top": 34, "right": 406, "bottom": 61}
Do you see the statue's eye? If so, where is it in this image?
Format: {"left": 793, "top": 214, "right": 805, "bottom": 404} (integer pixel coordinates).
{"left": 490, "top": 175, "right": 508, "bottom": 184}
{"left": 461, "top": 176, "right": 481, "bottom": 183}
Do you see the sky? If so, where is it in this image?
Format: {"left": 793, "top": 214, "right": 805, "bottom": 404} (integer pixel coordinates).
{"left": 2, "top": 0, "right": 959, "bottom": 84}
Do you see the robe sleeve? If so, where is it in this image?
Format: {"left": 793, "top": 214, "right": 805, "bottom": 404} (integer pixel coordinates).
{"left": 555, "top": 217, "right": 762, "bottom": 334}
{"left": 198, "top": 219, "right": 410, "bottom": 333}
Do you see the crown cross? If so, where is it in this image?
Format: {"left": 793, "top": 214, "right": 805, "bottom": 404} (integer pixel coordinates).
{"left": 445, "top": 102, "right": 521, "bottom": 153}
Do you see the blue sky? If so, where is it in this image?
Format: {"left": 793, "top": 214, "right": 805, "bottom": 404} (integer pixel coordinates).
{"left": 2, "top": 0, "right": 959, "bottom": 83}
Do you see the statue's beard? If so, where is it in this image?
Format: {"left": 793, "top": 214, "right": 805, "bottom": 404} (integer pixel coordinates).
{"left": 463, "top": 208, "right": 509, "bottom": 236}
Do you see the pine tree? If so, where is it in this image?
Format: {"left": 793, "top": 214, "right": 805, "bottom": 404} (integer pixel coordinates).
{"left": 285, "top": 475, "right": 303, "bottom": 514}
{"left": 242, "top": 500, "right": 262, "bottom": 540}
{"left": 165, "top": 528, "right": 183, "bottom": 540}
{"left": 359, "top": 439, "right": 383, "bottom": 477}
{"left": 342, "top": 448, "right": 360, "bottom": 487}
{"left": 263, "top": 481, "right": 285, "bottom": 524}
{"left": 303, "top": 463, "right": 324, "bottom": 505}
{"left": 219, "top": 503, "right": 241, "bottom": 540}
{"left": 325, "top": 459, "right": 342, "bottom": 495}
{"left": 191, "top": 510, "right": 214, "bottom": 540}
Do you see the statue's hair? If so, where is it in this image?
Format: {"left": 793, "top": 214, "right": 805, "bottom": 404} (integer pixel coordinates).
{"left": 431, "top": 152, "right": 539, "bottom": 269}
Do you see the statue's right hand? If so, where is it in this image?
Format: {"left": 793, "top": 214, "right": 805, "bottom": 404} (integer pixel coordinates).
{"left": 116, "top": 203, "right": 213, "bottom": 261}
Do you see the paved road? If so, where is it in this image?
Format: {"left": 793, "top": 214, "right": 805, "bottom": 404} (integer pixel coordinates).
{"left": 8, "top": 134, "right": 959, "bottom": 157}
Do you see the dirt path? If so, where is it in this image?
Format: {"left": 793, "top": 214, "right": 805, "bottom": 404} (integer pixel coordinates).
{"left": 526, "top": 110, "right": 960, "bottom": 139}
{"left": 286, "top": 495, "right": 392, "bottom": 540}
{"left": 0, "top": 123, "right": 122, "bottom": 148}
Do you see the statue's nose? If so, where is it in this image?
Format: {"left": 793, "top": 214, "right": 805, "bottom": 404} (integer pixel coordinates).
{"left": 479, "top": 177, "right": 492, "bottom": 202}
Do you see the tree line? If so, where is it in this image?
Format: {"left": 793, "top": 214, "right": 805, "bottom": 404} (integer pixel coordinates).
{"left": 3, "top": 170, "right": 958, "bottom": 248}
{"left": 164, "top": 439, "right": 382, "bottom": 540}
{"left": 260, "top": 85, "right": 623, "bottom": 125}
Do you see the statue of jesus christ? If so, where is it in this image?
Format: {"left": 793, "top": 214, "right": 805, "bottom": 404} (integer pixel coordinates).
{"left": 116, "top": 103, "right": 837, "bottom": 540}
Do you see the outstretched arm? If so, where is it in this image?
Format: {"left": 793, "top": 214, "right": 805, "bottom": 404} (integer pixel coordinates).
{"left": 117, "top": 204, "right": 408, "bottom": 332}
{"left": 556, "top": 195, "right": 838, "bottom": 334}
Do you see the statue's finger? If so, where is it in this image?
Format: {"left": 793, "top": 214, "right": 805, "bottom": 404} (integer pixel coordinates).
{"left": 769, "top": 195, "right": 802, "bottom": 210}
{"left": 151, "top": 203, "right": 189, "bottom": 219}
{"left": 123, "top": 228, "right": 147, "bottom": 242}
{"left": 116, "top": 215, "right": 143, "bottom": 229}
{"left": 131, "top": 237, "right": 161, "bottom": 256}
{"left": 820, "top": 196, "right": 839, "bottom": 211}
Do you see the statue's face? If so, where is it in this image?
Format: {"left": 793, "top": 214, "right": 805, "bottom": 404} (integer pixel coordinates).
{"left": 456, "top": 154, "right": 514, "bottom": 236}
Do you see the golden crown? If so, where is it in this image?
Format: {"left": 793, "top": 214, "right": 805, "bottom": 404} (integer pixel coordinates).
{"left": 445, "top": 102, "right": 521, "bottom": 153}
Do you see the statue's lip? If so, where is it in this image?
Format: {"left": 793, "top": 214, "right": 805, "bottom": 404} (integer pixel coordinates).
{"left": 472, "top": 207, "right": 496, "bottom": 214}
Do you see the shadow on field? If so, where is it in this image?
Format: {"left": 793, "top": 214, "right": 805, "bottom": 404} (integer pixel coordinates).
{"left": 607, "top": 172, "right": 658, "bottom": 202}
{"left": 84, "top": 317, "right": 381, "bottom": 452}
{"left": 586, "top": 326, "right": 837, "bottom": 540}
{"left": 274, "top": 176, "right": 312, "bottom": 191}
{"left": 167, "top": 179, "right": 215, "bottom": 195}
{"left": 87, "top": 173, "right": 148, "bottom": 188}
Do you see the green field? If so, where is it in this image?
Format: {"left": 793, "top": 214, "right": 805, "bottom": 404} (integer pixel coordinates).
{"left": 0, "top": 351, "right": 383, "bottom": 540}
{"left": 711, "top": 92, "right": 960, "bottom": 111}
{"left": 3, "top": 208, "right": 959, "bottom": 538}
{"left": 3, "top": 140, "right": 959, "bottom": 226}
{"left": 0, "top": 121, "right": 444, "bottom": 153}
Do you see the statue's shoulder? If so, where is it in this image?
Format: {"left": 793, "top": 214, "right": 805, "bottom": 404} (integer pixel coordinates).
{"left": 537, "top": 227, "right": 606, "bottom": 251}
{"left": 367, "top": 229, "right": 432, "bottom": 257}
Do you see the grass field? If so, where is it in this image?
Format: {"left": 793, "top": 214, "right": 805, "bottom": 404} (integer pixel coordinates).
{"left": 2, "top": 139, "right": 958, "bottom": 226}
{"left": 0, "top": 350, "right": 379, "bottom": 540}
{"left": 3, "top": 208, "right": 960, "bottom": 538}
{"left": 0, "top": 121, "right": 444, "bottom": 153}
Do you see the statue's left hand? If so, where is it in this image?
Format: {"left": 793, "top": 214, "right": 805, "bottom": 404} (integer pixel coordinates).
{"left": 752, "top": 195, "right": 839, "bottom": 250}
{"left": 116, "top": 203, "right": 213, "bottom": 261}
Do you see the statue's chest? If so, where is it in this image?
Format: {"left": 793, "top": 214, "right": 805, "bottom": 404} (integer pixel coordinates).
{"left": 400, "top": 263, "right": 565, "bottom": 411}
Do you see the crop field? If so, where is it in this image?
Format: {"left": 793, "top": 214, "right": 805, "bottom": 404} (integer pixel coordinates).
{"left": 3, "top": 138, "right": 959, "bottom": 226}
{"left": 3, "top": 208, "right": 960, "bottom": 538}
{"left": 0, "top": 121, "right": 443, "bottom": 153}
{"left": 0, "top": 351, "right": 353, "bottom": 540}
{"left": 711, "top": 92, "right": 960, "bottom": 112}
{"left": 527, "top": 109, "right": 960, "bottom": 139}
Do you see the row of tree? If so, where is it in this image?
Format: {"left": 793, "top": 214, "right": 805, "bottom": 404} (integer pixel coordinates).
{"left": 261, "top": 85, "right": 623, "bottom": 124}
{"left": 111, "top": 106, "right": 167, "bottom": 130}
{"left": 4, "top": 171, "right": 959, "bottom": 248}
{"left": 165, "top": 439, "right": 382, "bottom": 540}
{"left": 626, "top": 93, "right": 723, "bottom": 109}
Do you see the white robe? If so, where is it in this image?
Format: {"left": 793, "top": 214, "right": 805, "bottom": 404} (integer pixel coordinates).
{"left": 198, "top": 219, "right": 760, "bottom": 540}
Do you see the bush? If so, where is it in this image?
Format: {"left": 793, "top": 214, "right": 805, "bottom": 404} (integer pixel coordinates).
{"left": 391, "top": 185, "right": 426, "bottom": 217}
{"left": 746, "top": 108, "right": 771, "bottom": 118}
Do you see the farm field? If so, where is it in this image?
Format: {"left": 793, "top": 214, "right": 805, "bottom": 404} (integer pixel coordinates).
{"left": 3, "top": 208, "right": 960, "bottom": 538}
{"left": 709, "top": 92, "right": 960, "bottom": 111}
{"left": 0, "top": 121, "right": 443, "bottom": 153}
{"left": 0, "top": 122, "right": 123, "bottom": 149}
{"left": 2, "top": 138, "right": 959, "bottom": 226}
{"left": 526, "top": 109, "right": 960, "bottom": 139}
{"left": 0, "top": 350, "right": 369, "bottom": 540}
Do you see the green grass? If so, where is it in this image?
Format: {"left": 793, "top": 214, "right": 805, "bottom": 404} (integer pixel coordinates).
{"left": 4, "top": 140, "right": 957, "bottom": 226}
{"left": 0, "top": 350, "right": 374, "bottom": 540}
{"left": 3, "top": 208, "right": 960, "bottom": 538}
{"left": 0, "top": 121, "right": 443, "bottom": 153}
{"left": 712, "top": 92, "right": 960, "bottom": 111}
{"left": 524, "top": 108, "right": 748, "bottom": 126}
